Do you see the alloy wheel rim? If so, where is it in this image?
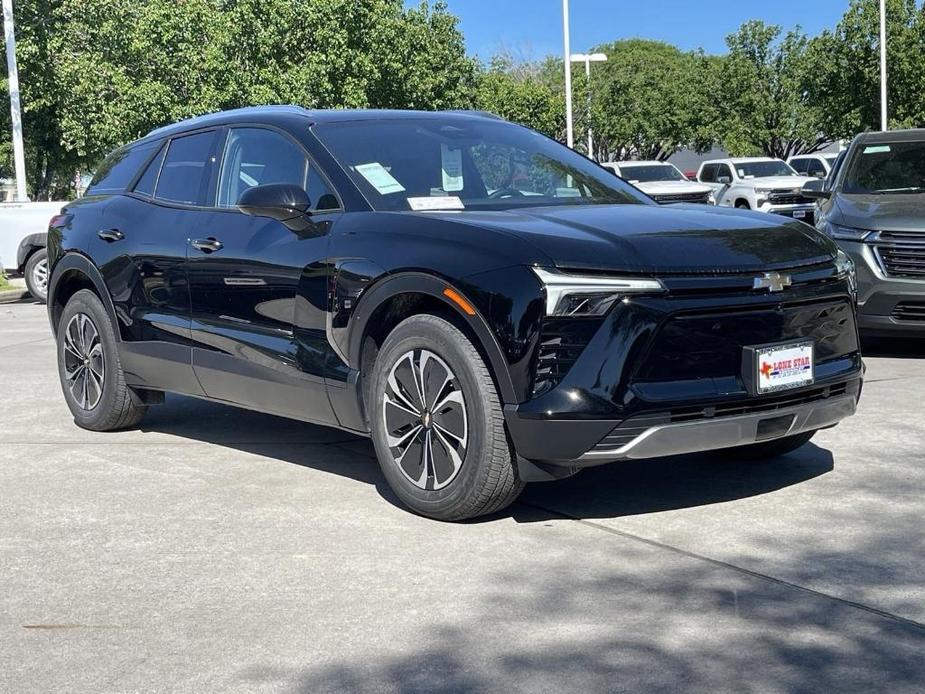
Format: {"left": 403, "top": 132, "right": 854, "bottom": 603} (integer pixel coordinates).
{"left": 32, "top": 257, "right": 48, "bottom": 294}
{"left": 63, "top": 313, "right": 105, "bottom": 411}
{"left": 382, "top": 349, "right": 468, "bottom": 491}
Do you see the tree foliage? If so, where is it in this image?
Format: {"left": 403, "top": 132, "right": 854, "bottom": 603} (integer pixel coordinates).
{"left": 718, "top": 20, "right": 829, "bottom": 159}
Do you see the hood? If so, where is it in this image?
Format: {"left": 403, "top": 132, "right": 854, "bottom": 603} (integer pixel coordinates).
{"left": 424, "top": 203, "right": 836, "bottom": 274}
{"left": 740, "top": 175, "right": 809, "bottom": 190}
{"left": 633, "top": 181, "right": 713, "bottom": 196}
{"left": 834, "top": 193, "right": 925, "bottom": 233}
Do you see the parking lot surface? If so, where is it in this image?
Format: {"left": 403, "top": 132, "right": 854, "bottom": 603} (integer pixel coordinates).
{"left": 2, "top": 300, "right": 924, "bottom": 693}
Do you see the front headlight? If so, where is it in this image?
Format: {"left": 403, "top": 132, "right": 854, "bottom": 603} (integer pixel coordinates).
{"left": 835, "top": 249, "right": 857, "bottom": 297}
{"left": 754, "top": 187, "right": 774, "bottom": 196}
{"left": 826, "top": 223, "right": 872, "bottom": 241}
{"left": 532, "top": 267, "right": 666, "bottom": 316}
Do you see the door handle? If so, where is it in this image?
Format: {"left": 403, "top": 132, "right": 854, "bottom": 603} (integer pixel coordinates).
{"left": 191, "top": 238, "right": 223, "bottom": 253}
{"left": 97, "top": 228, "right": 124, "bottom": 242}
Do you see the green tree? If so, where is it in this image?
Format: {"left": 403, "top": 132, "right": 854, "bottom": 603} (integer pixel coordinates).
{"left": 472, "top": 55, "right": 564, "bottom": 139}
{"left": 584, "top": 40, "right": 718, "bottom": 162}
{"left": 807, "top": 0, "right": 925, "bottom": 138}
{"left": 719, "top": 20, "right": 829, "bottom": 159}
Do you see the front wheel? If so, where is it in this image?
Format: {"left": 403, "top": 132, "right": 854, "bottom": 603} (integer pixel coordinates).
{"left": 369, "top": 315, "right": 524, "bottom": 521}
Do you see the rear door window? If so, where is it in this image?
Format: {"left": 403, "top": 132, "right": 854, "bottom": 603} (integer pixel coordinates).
{"left": 87, "top": 142, "right": 160, "bottom": 195}
{"left": 155, "top": 131, "right": 219, "bottom": 206}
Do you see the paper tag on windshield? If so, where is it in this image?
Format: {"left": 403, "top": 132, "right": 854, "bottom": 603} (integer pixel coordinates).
{"left": 441, "top": 144, "right": 464, "bottom": 191}
{"left": 863, "top": 145, "right": 891, "bottom": 155}
{"left": 408, "top": 196, "right": 465, "bottom": 211}
{"left": 354, "top": 162, "right": 405, "bottom": 195}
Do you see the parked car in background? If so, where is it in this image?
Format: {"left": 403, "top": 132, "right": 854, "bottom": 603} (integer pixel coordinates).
{"left": 1, "top": 201, "right": 62, "bottom": 303}
{"left": 601, "top": 161, "right": 714, "bottom": 204}
{"left": 697, "top": 157, "right": 815, "bottom": 223}
{"left": 802, "top": 128, "right": 925, "bottom": 337}
{"left": 46, "top": 106, "right": 861, "bottom": 521}
{"left": 788, "top": 153, "right": 840, "bottom": 179}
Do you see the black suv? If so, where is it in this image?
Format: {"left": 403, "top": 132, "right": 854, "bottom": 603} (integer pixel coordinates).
{"left": 47, "top": 107, "right": 862, "bottom": 520}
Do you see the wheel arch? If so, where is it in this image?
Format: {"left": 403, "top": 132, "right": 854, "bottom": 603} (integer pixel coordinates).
{"left": 347, "top": 272, "right": 518, "bottom": 406}
{"left": 47, "top": 253, "right": 118, "bottom": 339}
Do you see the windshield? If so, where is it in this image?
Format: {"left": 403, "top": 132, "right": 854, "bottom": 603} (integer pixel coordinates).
{"left": 313, "top": 118, "right": 649, "bottom": 211}
{"left": 734, "top": 160, "right": 797, "bottom": 178}
{"left": 619, "top": 164, "right": 686, "bottom": 183}
{"left": 842, "top": 140, "right": 925, "bottom": 194}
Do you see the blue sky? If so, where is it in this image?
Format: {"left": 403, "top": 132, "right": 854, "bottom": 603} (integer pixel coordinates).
{"left": 427, "top": 1, "right": 851, "bottom": 60}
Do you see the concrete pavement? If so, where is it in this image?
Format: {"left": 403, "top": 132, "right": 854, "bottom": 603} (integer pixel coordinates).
{"left": 2, "top": 301, "right": 924, "bottom": 693}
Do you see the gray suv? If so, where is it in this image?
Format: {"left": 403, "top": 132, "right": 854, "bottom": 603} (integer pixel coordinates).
{"left": 803, "top": 129, "right": 925, "bottom": 337}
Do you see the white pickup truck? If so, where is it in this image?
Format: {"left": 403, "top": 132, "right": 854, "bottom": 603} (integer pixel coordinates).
{"left": 696, "top": 157, "right": 815, "bottom": 223}
{"left": 0, "top": 201, "right": 63, "bottom": 302}
{"left": 602, "top": 160, "right": 715, "bottom": 204}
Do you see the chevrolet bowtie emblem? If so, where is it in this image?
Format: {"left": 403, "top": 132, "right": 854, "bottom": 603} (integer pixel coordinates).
{"left": 753, "top": 272, "right": 792, "bottom": 292}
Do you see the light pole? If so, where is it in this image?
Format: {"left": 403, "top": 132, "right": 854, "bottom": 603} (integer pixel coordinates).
{"left": 3, "top": 0, "right": 28, "bottom": 201}
{"left": 570, "top": 52, "right": 607, "bottom": 158}
{"left": 879, "top": 0, "right": 888, "bottom": 131}
{"left": 562, "top": 0, "right": 574, "bottom": 148}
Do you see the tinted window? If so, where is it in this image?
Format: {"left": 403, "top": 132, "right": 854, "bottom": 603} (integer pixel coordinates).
{"left": 717, "top": 164, "right": 734, "bottom": 181}
{"left": 790, "top": 158, "right": 808, "bottom": 174}
{"left": 619, "top": 164, "right": 685, "bottom": 182}
{"left": 307, "top": 165, "right": 339, "bottom": 211}
{"left": 155, "top": 131, "right": 218, "bottom": 205}
{"left": 87, "top": 142, "right": 159, "bottom": 194}
{"left": 826, "top": 150, "right": 847, "bottom": 190}
{"left": 842, "top": 140, "right": 925, "bottom": 194}
{"left": 735, "top": 160, "right": 796, "bottom": 178}
{"left": 217, "top": 128, "right": 308, "bottom": 207}
{"left": 314, "top": 119, "right": 648, "bottom": 212}
{"left": 806, "top": 158, "right": 827, "bottom": 177}
{"left": 132, "top": 143, "right": 166, "bottom": 197}
{"left": 699, "top": 164, "right": 716, "bottom": 183}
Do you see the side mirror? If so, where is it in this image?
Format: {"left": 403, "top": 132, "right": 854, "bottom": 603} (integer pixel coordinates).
{"left": 801, "top": 178, "right": 831, "bottom": 200}
{"left": 237, "top": 184, "right": 312, "bottom": 231}
{"left": 717, "top": 175, "right": 732, "bottom": 185}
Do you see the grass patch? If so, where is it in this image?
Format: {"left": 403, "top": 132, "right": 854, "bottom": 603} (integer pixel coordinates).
{"left": 0, "top": 274, "right": 11, "bottom": 291}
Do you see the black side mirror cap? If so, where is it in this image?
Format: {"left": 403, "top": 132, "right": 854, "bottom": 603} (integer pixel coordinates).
{"left": 237, "top": 184, "right": 312, "bottom": 230}
{"left": 801, "top": 179, "right": 831, "bottom": 199}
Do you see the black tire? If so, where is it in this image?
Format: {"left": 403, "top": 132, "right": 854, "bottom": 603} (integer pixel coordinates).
{"left": 56, "top": 289, "right": 147, "bottom": 431}
{"left": 24, "top": 247, "right": 48, "bottom": 304}
{"left": 735, "top": 200, "right": 751, "bottom": 210}
{"left": 369, "top": 315, "right": 524, "bottom": 521}
{"left": 722, "top": 431, "right": 816, "bottom": 460}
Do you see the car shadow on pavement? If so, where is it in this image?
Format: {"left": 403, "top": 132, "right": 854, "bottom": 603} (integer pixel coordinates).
{"left": 136, "top": 395, "right": 833, "bottom": 522}
{"left": 513, "top": 444, "right": 834, "bottom": 522}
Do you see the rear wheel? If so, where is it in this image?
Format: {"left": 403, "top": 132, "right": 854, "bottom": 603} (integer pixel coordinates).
{"left": 24, "top": 248, "right": 48, "bottom": 303}
{"left": 369, "top": 315, "right": 523, "bottom": 521}
{"left": 56, "top": 289, "right": 147, "bottom": 431}
{"left": 723, "top": 430, "right": 816, "bottom": 460}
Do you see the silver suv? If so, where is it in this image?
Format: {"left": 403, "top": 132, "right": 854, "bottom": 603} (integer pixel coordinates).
{"left": 803, "top": 129, "right": 925, "bottom": 337}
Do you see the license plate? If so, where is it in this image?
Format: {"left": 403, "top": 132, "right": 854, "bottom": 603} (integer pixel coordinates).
{"left": 755, "top": 341, "right": 814, "bottom": 393}
{"left": 793, "top": 210, "right": 807, "bottom": 219}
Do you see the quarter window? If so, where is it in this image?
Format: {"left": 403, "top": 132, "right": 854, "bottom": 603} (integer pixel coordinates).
{"left": 155, "top": 131, "right": 218, "bottom": 206}
{"left": 87, "top": 142, "right": 160, "bottom": 195}
{"left": 132, "top": 144, "right": 166, "bottom": 197}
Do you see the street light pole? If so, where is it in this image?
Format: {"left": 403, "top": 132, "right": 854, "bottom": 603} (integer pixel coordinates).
{"left": 562, "top": 0, "right": 574, "bottom": 148}
{"left": 3, "top": 0, "right": 28, "bottom": 201}
{"left": 879, "top": 0, "right": 888, "bottom": 131}
{"left": 570, "top": 52, "right": 607, "bottom": 158}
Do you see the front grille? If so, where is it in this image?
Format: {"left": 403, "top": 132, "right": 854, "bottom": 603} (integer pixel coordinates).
{"left": 637, "top": 299, "right": 857, "bottom": 382}
{"left": 875, "top": 233, "right": 925, "bottom": 278}
{"left": 532, "top": 318, "right": 600, "bottom": 396}
{"left": 654, "top": 191, "right": 711, "bottom": 204}
{"left": 892, "top": 301, "right": 925, "bottom": 322}
{"left": 591, "top": 381, "right": 856, "bottom": 452}
{"left": 768, "top": 192, "right": 814, "bottom": 205}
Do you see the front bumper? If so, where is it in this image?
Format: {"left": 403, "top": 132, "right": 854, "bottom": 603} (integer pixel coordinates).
{"left": 840, "top": 240, "right": 925, "bottom": 336}
{"left": 504, "top": 269, "right": 862, "bottom": 465}
{"left": 758, "top": 201, "right": 815, "bottom": 223}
